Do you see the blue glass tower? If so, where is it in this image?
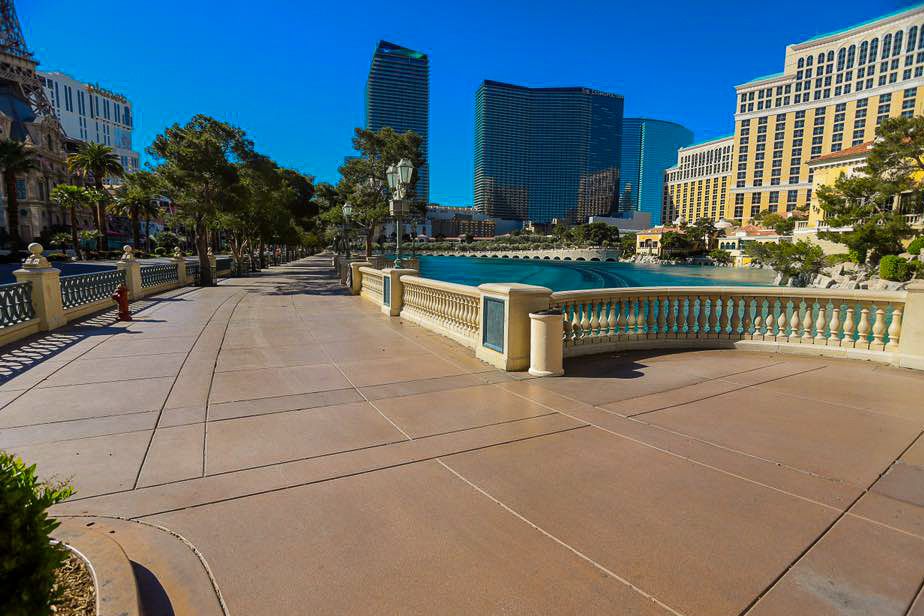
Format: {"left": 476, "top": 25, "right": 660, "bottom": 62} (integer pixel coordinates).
{"left": 619, "top": 118, "right": 693, "bottom": 225}
{"left": 365, "top": 41, "right": 429, "bottom": 203}
{"left": 475, "top": 80, "right": 623, "bottom": 223}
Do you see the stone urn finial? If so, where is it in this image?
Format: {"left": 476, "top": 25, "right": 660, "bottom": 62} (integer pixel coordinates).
{"left": 120, "top": 245, "right": 135, "bottom": 261}
{"left": 23, "top": 242, "right": 49, "bottom": 268}
{"left": 207, "top": 247, "right": 214, "bottom": 257}
{"left": 173, "top": 246, "right": 182, "bottom": 259}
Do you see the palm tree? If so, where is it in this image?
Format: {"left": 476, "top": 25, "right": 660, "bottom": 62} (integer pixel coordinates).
{"left": 112, "top": 170, "right": 159, "bottom": 252}
{"left": 67, "top": 143, "right": 124, "bottom": 252}
{"left": 50, "top": 184, "right": 90, "bottom": 260}
{"left": 139, "top": 199, "right": 162, "bottom": 253}
{"left": 0, "top": 139, "right": 39, "bottom": 250}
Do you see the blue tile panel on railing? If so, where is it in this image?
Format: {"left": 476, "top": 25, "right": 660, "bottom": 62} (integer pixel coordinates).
{"left": 141, "top": 263, "right": 179, "bottom": 288}
{"left": 60, "top": 269, "right": 125, "bottom": 310}
{"left": 0, "top": 281, "right": 35, "bottom": 327}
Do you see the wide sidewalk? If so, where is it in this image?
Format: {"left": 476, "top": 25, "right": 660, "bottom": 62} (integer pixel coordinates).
{"left": 3, "top": 255, "right": 924, "bottom": 615}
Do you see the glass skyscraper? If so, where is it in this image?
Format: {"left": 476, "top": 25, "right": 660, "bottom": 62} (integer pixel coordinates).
{"left": 474, "top": 80, "right": 623, "bottom": 223}
{"left": 618, "top": 118, "right": 693, "bottom": 225}
{"left": 365, "top": 40, "right": 429, "bottom": 203}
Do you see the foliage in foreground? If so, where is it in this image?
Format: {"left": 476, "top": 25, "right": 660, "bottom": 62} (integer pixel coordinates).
{"left": 0, "top": 452, "right": 74, "bottom": 616}
{"left": 744, "top": 240, "right": 825, "bottom": 282}
{"left": 879, "top": 255, "right": 916, "bottom": 282}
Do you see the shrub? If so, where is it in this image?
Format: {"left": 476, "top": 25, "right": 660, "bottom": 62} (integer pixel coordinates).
{"left": 908, "top": 237, "right": 924, "bottom": 255}
{"left": 154, "top": 247, "right": 167, "bottom": 257}
{"left": 879, "top": 255, "right": 912, "bottom": 282}
{"left": 45, "top": 253, "right": 69, "bottom": 262}
{"left": 0, "top": 452, "right": 74, "bottom": 616}
{"left": 823, "top": 253, "right": 854, "bottom": 266}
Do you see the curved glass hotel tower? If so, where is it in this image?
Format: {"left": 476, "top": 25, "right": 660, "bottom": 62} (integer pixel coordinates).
{"left": 365, "top": 41, "right": 429, "bottom": 203}
{"left": 619, "top": 118, "right": 693, "bottom": 225}
{"left": 474, "top": 80, "right": 623, "bottom": 223}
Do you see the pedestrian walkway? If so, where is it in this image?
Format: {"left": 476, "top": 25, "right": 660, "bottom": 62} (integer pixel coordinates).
{"left": 3, "top": 255, "right": 924, "bottom": 615}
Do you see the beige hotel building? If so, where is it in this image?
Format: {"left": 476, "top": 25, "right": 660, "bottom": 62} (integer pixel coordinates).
{"left": 665, "top": 4, "right": 924, "bottom": 226}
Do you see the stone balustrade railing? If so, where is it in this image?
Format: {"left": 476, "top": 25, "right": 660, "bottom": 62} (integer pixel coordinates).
{"left": 550, "top": 286, "right": 909, "bottom": 361}
{"left": 348, "top": 260, "right": 924, "bottom": 374}
{"left": 359, "top": 266, "right": 385, "bottom": 306}
{"left": 399, "top": 275, "right": 481, "bottom": 349}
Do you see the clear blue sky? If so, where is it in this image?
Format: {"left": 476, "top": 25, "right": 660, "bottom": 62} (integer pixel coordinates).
{"left": 21, "top": 0, "right": 915, "bottom": 205}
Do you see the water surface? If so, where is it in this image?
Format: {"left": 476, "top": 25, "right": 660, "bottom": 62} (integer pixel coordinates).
{"left": 415, "top": 255, "right": 775, "bottom": 292}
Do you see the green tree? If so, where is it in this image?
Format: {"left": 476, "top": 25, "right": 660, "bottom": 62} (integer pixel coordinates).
{"left": 50, "top": 184, "right": 91, "bottom": 259}
{"left": 338, "top": 127, "right": 424, "bottom": 257}
{"left": 708, "top": 248, "right": 732, "bottom": 265}
{"left": 744, "top": 239, "right": 824, "bottom": 282}
{"left": 112, "top": 170, "right": 159, "bottom": 250}
{"left": 816, "top": 115, "right": 922, "bottom": 264}
{"left": 757, "top": 210, "right": 796, "bottom": 235}
{"left": 619, "top": 231, "right": 637, "bottom": 257}
{"left": 147, "top": 115, "right": 253, "bottom": 285}
{"left": 0, "top": 139, "right": 39, "bottom": 250}
{"left": 66, "top": 142, "right": 125, "bottom": 252}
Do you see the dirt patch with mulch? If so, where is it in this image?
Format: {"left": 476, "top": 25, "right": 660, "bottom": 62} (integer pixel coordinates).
{"left": 52, "top": 550, "right": 95, "bottom": 615}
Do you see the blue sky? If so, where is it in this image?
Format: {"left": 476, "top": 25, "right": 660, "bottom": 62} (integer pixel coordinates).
{"left": 21, "top": 0, "right": 916, "bottom": 205}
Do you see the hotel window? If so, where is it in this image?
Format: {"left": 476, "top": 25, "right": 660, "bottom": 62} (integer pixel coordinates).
{"left": 837, "top": 48, "right": 846, "bottom": 71}
{"left": 750, "top": 192, "right": 762, "bottom": 217}
{"left": 787, "top": 190, "right": 798, "bottom": 211}
{"left": 883, "top": 34, "right": 892, "bottom": 57}
{"left": 895, "top": 31, "right": 904, "bottom": 56}
{"left": 734, "top": 193, "right": 745, "bottom": 218}
{"left": 870, "top": 38, "right": 879, "bottom": 61}
{"left": 910, "top": 27, "right": 919, "bottom": 52}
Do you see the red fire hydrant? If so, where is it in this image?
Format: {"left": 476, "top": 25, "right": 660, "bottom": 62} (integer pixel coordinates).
{"left": 112, "top": 284, "right": 132, "bottom": 321}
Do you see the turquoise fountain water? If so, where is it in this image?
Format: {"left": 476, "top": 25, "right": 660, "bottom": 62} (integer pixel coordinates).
{"left": 414, "top": 255, "right": 776, "bottom": 292}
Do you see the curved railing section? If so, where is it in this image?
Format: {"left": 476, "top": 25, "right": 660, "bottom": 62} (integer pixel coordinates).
{"left": 0, "top": 281, "right": 35, "bottom": 327}
{"left": 60, "top": 269, "right": 125, "bottom": 310}
{"left": 400, "top": 275, "right": 481, "bottom": 349}
{"left": 140, "top": 263, "right": 179, "bottom": 288}
{"left": 359, "top": 266, "right": 385, "bottom": 305}
{"left": 550, "top": 286, "right": 906, "bottom": 358}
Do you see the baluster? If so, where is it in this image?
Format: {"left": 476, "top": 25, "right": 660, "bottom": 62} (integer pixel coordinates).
{"left": 790, "top": 299, "right": 801, "bottom": 343}
{"left": 775, "top": 298, "right": 788, "bottom": 342}
{"left": 579, "top": 303, "right": 591, "bottom": 340}
{"left": 625, "top": 297, "right": 636, "bottom": 339}
{"left": 656, "top": 296, "right": 667, "bottom": 338}
{"left": 646, "top": 296, "right": 656, "bottom": 339}
{"left": 813, "top": 299, "right": 828, "bottom": 345}
{"left": 708, "top": 295, "right": 719, "bottom": 338}
{"left": 827, "top": 304, "right": 841, "bottom": 346}
{"left": 856, "top": 304, "right": 871, "bottom": 349}
{"left": 562, "top": 304, "right": 574, "bottom": 342}
{"left": 605, "top": 300, "right": 616, "bottom": 338}
{"left": 801, "top": 299, "right": 814, "bottom": 343}
{"left": 716, "top": 295, "right": 727, "bottom": 338}
{"left": 611, "top": 299, "right": 623, "bottom": 337}
{"left": 871, "top": 303, "right": 887, "bottom": 351}
{"left": 685, "top": 296, "right": 696, "bottom": 339}
{"left": 886, "top": 303, "right": 903, "bottom": 351}
{"left": 842, "top": 304, "right": 856, "bottom": 348}
{"left": 752, "top": 297, "right": 764, "bottom": 341}
{"left": 696, "top": 295, "right": 707, "bottom": 338}
{"left": 589, "top": 301, "right": 600, "bottom": 338}
{"left": 664, "top": 297, "right": 676, "bottom": 337}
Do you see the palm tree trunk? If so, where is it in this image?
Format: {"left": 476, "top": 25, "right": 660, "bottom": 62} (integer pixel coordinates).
{"left": 144, "top": 213, "right": 151, "bottom": 252}
{"left": 5, "top": 174, "right": 21, "bottom": 250}
{"left": 95, "top": 180, "right": 107, "bottom": 253}
{"left": 131, "top": 206, "right": 141, "bottom": 250}
{"left": 69, "top": 207, "right": 81, "bottom": 260}
{"left": 196, "top": 218, "right": 212, "bottom": 286}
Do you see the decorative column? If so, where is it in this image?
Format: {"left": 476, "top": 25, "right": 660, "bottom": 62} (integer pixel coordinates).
{"left": 207, "top": 247, "right": 217, "bottom": 280}
{"left": 380, "top": 267, "right": 418, "bottom": 317}
{"left": 476, "top": 283, "right": 553, "bottom": 371}
{"left": 13, "top": 243, "right": 65, "bottom": 331}
{"left": 173, "top": 247, "right": 188, "bottom": 285}
{"left": 897, "top": 281, "right": 924, "bottom": 369}
{"left": 349, "top": 261, "right": 372, "bottom": 295}
{"left": 116, "top": 245, "right": 143, "bottom": 300}
{"left": 528, "top": 309, "right": 564, "bottom": 377}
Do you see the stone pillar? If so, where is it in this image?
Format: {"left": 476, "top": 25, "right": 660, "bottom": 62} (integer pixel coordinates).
{"left": 207, "top": 247, "right": 217, "bottom": 278}
{"left": 116, "top": 245, "right": 143, "bottom": 299}
{"left": 349, "top": 261, "right": 372, "bottom": 295}
{"left": 380, "top": 268, "right": 418, "bottom": 317}
{"left": 13, "top": 243, "right": 66, "bottom": 331}
{"left": 475, "top": 283, "right": 553, "bottom": 371}
{"left": 898, "top": 280, "right": 924, "bottom": 370}
{"left": 528, "top": 310, "right": 564, "bottom": 377}
{"left": 173, "top": 247, "right": 188, "bottom": 284}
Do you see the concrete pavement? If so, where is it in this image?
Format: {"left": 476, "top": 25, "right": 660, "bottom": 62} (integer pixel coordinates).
{"left": 2, "top": 255, "right": 924, "bottom": 615}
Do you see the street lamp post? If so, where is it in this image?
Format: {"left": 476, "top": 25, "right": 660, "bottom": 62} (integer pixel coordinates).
{"left": 342, "top": 201, "right": 353, "bottom": 259}
{"left": 386, "top": 158, "right": 414, "bottom": 269}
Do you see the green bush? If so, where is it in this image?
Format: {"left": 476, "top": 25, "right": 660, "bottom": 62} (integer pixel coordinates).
{"left": 45, "top": 253, "right": 69, "bottom": 262}
{"left": 823, "top": 253, "right": 854, "bottom": 266}
{"left": 908, "top": 237, "right": 924, "bottom": 255}
{"left": 0, "top": 452, "right": 74, "bottom": 616}
{"left": 879, "top": 255, "right": 912, "bottom": 282}
{"left": 154, "top": 247, "right": 167, "bottom": 257}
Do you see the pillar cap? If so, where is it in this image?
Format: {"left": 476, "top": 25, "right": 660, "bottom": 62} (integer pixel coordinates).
{"left": 22, "top": 243, "right": 49, "bottom": 268}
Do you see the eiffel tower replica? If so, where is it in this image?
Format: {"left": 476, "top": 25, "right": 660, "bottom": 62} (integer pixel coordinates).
{"left": 0, "top": 0, "right": 69, "bottom": 243}
{"left": 0, "top": 0, "right": 61, "bottom": 136}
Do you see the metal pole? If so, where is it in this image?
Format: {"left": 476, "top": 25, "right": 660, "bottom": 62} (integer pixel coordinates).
{"left": 394, "top": 214, "right": 402, "bottom": 269}
{"left": 345, "top": 216, "right": 351, "bottom": 259}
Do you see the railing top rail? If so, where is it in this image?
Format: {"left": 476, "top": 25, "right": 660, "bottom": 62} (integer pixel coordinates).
{"left": 550, "top": 285, "right": 908, "bottom": 303}
{"left": 399, "top": 274, "right": 481, "bottom": 298}
{"left": 358, "top": 266, "right": 384, "bottom": 277}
